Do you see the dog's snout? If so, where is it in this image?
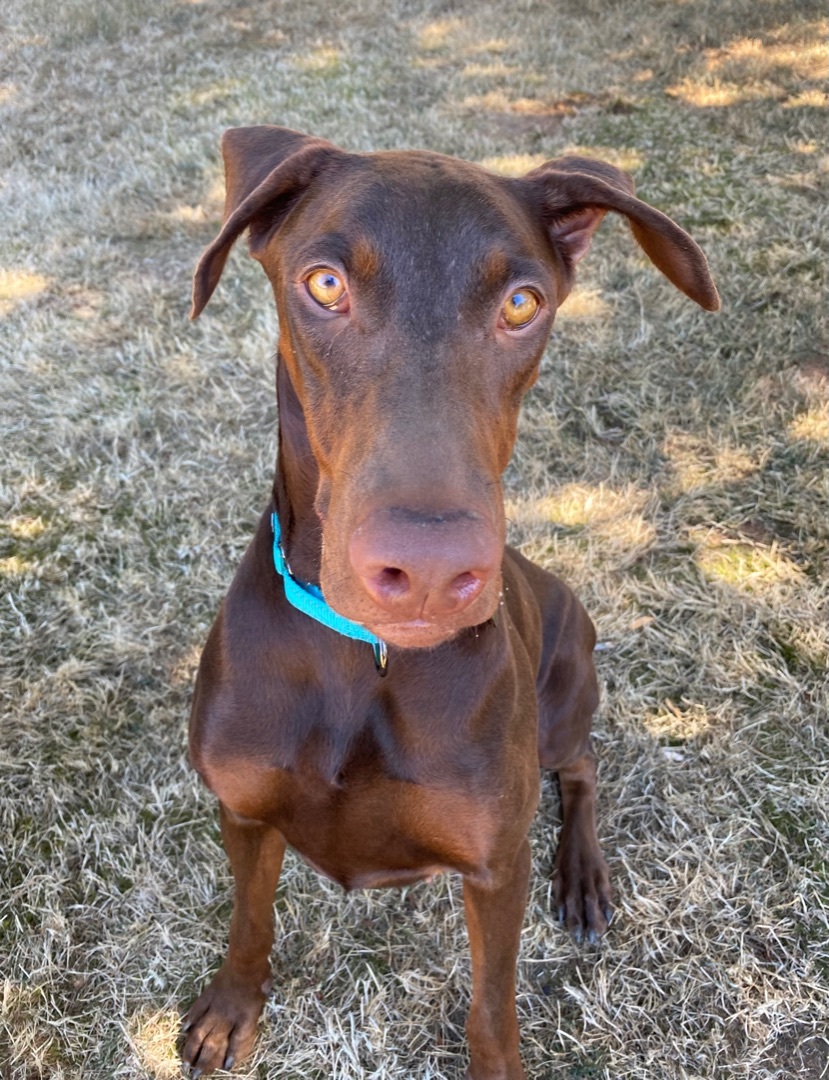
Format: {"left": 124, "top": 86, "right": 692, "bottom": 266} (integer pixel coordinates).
{"left": 349, "top": 510, "right": 501, "bottom": 622}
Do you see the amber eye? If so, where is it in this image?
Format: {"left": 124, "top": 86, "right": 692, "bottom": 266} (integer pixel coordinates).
{"left": 306, "top": 269, "right": 347, "bottom": 309}
{"left": 501, "top": 288, "right": 540, "bottom": 329}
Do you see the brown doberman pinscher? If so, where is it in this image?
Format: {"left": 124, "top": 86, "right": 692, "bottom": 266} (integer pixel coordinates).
{"left": 181, "top": 126, "right": 718, "bottom": 1078}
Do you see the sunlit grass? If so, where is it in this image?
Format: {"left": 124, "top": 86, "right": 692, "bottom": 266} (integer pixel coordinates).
{"left": 184, "top": 79, "right": 244, "bottom": 107}
{"left": 0, "top": 269, "right": 49, "bottom": 315}
{"left": 667, "top": 80, "right": 769, "bottom": 108}
{"left": 0, "top": 555, "right": 35, "bottom": 576}
{"left": 536, "top": 484, "right": 640, "bottom": 527}
{"left": 7, "top": 516, "right": 47, "bottom": 540}
{"left": 167, "top": 205, "right": 208, "bottom": 224}
{"left": 294, "top": 45, "right": 344, "bottom": 74}
{"left": 462, "top": 38, "right": 510, "bottom": 56}
{"left": 787, "top": 407, "right": 829, "bottom": 444}
{"left": 557, "top": 145, "right": 645, "bottom": 172}
{"left": 508, "top": 484, "right": 657, "bottom": 562}
{"left": 556, "top": 288, "right": 610, "bottom": 321}
{"left": 782, "top": 89, "right": 827, "bottom": 108}
{"left": 704, "top": 35, "right": 826, "bottom": 82}
{"left": 642, "top": 699, "right": 714, "bottom": 743}
{"left": 667, "top": 25, "right": 827, "bottom": 108}
{"left": 694, "top": 538, "right": 803, "bottom": 594}
{"left": 462, "top": 61, "right": 519, "bottom": 78}
{"left": 479, "top": 152, "right": 546, "bottom": 176}
{"left": 664, "top": 433, "right": 758, "bottom": 493}
{"left": 126, "top": 1009, "right": 181, "bottom": 1078}
{"left": 417, "top": 18, "right": 463, "bottom": 51}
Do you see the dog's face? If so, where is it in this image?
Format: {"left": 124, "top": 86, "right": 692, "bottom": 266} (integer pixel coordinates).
{"left": 193, "top": 127, "right": 718, "bottom": 648}
{"left": 264, "top": 151, "right": 563, "bottom": 647}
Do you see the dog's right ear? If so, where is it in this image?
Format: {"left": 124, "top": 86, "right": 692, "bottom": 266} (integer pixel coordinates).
{"left": 190, "top": 126, "right": 340, "bottom": 319}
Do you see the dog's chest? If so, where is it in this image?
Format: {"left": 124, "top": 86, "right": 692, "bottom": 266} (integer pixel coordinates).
{"left": 202, "top": 688, "right": 526, "bottom": 889}
{"left": 277, "top": 766, "right": 499, "bottom": 889}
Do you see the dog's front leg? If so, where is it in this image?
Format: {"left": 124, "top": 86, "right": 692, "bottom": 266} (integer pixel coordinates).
{"left": 463, "top": 838, "right": 531, "bottom": 1080}
{"left": 182, "top": 804, "right": 286, "bottom": 1075}
{"left": 553, "top": 750, "right": 612, "bottom": 943}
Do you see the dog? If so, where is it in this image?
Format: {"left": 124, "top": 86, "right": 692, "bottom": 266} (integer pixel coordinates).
{"left": 180, "top": 126, "right": 718, "bottom": 1078}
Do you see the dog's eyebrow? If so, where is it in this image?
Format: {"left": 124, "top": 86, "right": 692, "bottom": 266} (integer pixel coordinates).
{"left": 294, "top": 232, "right": 352, "bottom": 271}
{"left": 474, "top": 249, "right": 547, "bottom": 296}
{"left": 483, "top": 249, "right": 546, "bottom": 287}
{"left": 294, "top": 233, "right": 381, "bottom": 279}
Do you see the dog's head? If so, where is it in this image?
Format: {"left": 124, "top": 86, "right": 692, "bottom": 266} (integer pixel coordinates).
{"left": 192, "top": 126, "right": 718, "bottom": 648}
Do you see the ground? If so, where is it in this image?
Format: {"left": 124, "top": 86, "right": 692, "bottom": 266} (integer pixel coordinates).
{"left": 1, "top": 0, "right": 827, "bottom": 1077}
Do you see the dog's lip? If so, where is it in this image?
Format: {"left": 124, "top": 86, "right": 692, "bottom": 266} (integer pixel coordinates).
{"left": 377, "top": 619, "right": 455, "bottom": 639}
{"left": 382, "top": 619, "right": 432, "bottom": 629}
{"left": 366, "top": 614, "right": 492, "bottom": 650}
{"left": 366, "top": 617, "right": 459, "bottom": 647}
{"left": 352, "top": 590, "right": 502, "bottom": 646}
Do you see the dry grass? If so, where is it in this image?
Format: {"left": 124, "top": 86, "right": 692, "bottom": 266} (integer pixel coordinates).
{"left": 1, "top": 0, "right": 827, "bottom": 1077}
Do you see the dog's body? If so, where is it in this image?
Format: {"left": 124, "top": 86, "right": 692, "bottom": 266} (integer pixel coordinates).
{"left": 182, "top": 128, "right": 718, "bottom": 1078}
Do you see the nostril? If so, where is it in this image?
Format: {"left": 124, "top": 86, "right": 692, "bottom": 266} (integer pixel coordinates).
{"left": 374, "top": 567, "right": 411, "bottom": 599}
{"left": 449, "top": 571, "right": 484, "bottom": 603}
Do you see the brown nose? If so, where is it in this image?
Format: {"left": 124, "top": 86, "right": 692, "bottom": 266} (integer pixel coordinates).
{"left": 349, "top": 509, "right": 501, "bottom": 621}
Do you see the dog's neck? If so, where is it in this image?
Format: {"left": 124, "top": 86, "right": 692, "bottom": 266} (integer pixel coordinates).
{"left": 273, "top": 353, "right": 324, "bottom": 583}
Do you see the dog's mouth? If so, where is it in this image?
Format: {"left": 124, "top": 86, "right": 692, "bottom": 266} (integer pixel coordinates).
{"left": 371, "top": 618, "right": 459, "bottom": 650}
{"left": 359, "top": 584, "right": 502, "bottom": 650}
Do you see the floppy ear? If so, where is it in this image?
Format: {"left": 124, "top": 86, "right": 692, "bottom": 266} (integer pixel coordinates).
{"left": 190, "top": 126, "right": 341, "bottom": 319}
{"left": 521, "top": 156, "right": 720, "bottom": 311}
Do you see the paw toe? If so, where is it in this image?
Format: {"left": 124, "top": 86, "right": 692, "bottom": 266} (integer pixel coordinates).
{"left": 553, "top": 850, "right": 612, "bottom": 943}
{"left": 180, "top": 967, "right": 266, "bottom": 1075}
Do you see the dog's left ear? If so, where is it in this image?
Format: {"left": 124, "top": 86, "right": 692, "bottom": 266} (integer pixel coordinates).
{"left": 519, "top": 156, "right": 720, "bottom": 311}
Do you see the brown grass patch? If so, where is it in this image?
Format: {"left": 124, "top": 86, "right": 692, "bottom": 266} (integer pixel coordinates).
{"left": 1, "top": 0, "right": 827, "bottom": 1078}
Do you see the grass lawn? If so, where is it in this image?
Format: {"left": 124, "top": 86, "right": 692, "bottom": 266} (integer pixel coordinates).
{"left": 1, "top": 0, "right": 827, "bottom": 1077}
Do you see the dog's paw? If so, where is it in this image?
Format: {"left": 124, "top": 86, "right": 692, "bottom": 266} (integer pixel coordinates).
{"left": 181, "top": 964, "right": 270, "bottom": 1076}
{"left": 552, "top": 840, "right": 612, "bottom": 945}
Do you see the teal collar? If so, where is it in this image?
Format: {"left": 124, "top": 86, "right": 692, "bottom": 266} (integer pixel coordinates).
{"left": 271, "top": 510, "right": 388, "bottom": 676}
